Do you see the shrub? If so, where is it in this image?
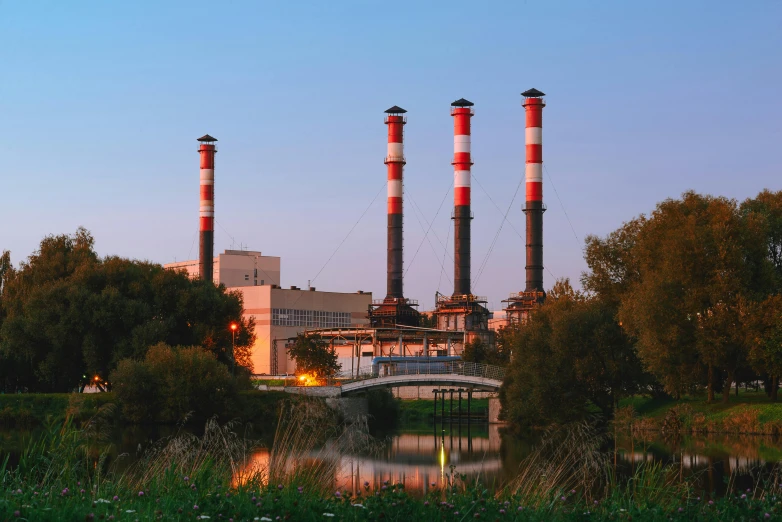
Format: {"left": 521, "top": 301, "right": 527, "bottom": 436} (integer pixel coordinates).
{"left": 722, "top": 406, "right": 760, "bottom": 434}
{"left": 111, "top": 343, "right": 236, "bottom": 424}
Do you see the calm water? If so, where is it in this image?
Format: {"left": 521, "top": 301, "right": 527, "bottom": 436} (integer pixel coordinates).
{"left": 2, "top": 423, "right": 780, "bottom": 496}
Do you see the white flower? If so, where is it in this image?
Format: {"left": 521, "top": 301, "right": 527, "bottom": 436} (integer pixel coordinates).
{"left": 323, "top": 514, "right": 335, "bottom": 518}
{"left": 352, "top": 503, "right": 365, "bottom": 508}
{"left": 260, "top": 518, "right": 273, "bottom": 521}
{"left": 96, "top": 499, "right": 111, "bottom": 504}
{"left": 126, "top": 510, "right": 136, "bottom": 513}
{"left": 198, "top": 517, "right": 211, "bottom": 520}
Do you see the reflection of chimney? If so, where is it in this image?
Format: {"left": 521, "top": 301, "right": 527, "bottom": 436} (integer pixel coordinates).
{"left": 451, "top": 98, "right": 474, "bottom": 296}
{"left": 384, "top": 106, "right": 407, "bottom": 299}
{"left": 521, "top": 89, "right": 546, "bottom": 293}
{"left": 197, "top": 134, "right": 217, "bottom": 283}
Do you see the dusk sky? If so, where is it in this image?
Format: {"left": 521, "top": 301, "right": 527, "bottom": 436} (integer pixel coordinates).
{"left": 1, "top": 1, "right": 780, "bottom": 311}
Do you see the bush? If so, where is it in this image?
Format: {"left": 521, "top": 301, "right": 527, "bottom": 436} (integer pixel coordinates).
{"left": 111, "top": 343, "right": 236, "bottom": 424}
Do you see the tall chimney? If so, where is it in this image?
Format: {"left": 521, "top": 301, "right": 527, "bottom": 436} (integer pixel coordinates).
{"left": 522, "top": 89, "right": 546, "bottom": 293}
{"left": 197, "top": 134, "right": 217, "bottom": 283}
{"left": 451, "top": 98, "right": 474, "bottom": 296}
{"left": 384, "top": 106, "right": 406, "bottom": 299}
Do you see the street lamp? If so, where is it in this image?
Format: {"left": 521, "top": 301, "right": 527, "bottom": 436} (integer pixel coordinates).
{"left": 229, "top": 322, "right": 238, "bottom": 377}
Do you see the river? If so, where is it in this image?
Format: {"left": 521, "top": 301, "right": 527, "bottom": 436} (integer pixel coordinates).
{"left": 2, "top": 422, "right": 780, "bottom": 496}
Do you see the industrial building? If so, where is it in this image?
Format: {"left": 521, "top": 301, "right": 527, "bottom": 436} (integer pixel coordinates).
{"left": 167, "top": 90, "right": 550, "bottom": 379}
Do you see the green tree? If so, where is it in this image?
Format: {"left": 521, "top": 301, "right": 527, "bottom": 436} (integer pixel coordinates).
{"left": 500, "top": 279, "right": 642, "bottom": 430}
{"left": 286, "top": 333, "right": 340, "bottom": 379}
{"left": 111, "top": 343, "right": 236, "bottom": 423}
{"left": 0, "top": 228, "right": 256, "bottom": 392}
{"left": 747, "top": 295, "right": 782, "bottom": 401}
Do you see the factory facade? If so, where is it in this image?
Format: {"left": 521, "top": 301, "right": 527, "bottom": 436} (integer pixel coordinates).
{"left": 165, "top": 250, "right": 371, "bottom": 375}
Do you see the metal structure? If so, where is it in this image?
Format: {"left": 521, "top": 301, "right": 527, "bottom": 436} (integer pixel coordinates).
{"left": 369, "top": 106, "right": 419, "bottom": 327}
{"left": 197, "top": 134, "right": 217, "bottom": 283}
{"left": 505, "top": 89, "right": 547, "bottom": 323}
{"left": 340, "top": 360, "right": 505, "bottom": 395}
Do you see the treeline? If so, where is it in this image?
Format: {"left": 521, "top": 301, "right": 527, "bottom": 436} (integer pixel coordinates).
{"left": 0, "top": 228, "right": 255, "bottom": 393}
{"left": 500, "top": 190, "right": 782, "bottom": 429}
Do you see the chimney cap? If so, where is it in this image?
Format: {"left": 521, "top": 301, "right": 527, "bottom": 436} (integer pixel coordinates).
{"left": 385, "top": 105, "right": 407, "bottom": 114}
{"left": 451, "top": 98, "right": 474, "bottom": 107}
{"left": 197, "top": 134, "right": 218, "bottom": 142}
{"left": 521, "top": 88, "right": 545, "bottom": 98}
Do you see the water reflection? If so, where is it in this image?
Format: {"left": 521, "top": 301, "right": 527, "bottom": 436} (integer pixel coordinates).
{"left": 615, "top": 434, "right": 782, "bottom": 495}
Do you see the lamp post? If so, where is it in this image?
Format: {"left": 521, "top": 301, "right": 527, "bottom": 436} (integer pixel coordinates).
{"left": 230, "top": 322, "right": 238, "bottom": 377}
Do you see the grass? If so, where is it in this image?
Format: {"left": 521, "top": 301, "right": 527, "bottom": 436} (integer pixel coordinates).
{"left": 618, "top": 390, "right": 782, "bottom": 434}
{"left": 4, "top": 402, "right": 782, "bottom": 521}
{"left": 398, "top": 398, "right": 489, "bottom": 424}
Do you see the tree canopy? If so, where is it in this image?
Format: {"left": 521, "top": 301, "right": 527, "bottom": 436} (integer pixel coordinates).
{"left": 286, "top": 333, "right": 340, "bottom": 380}
{"left": 0, "top": 228, "right": 255, "bottom": 392}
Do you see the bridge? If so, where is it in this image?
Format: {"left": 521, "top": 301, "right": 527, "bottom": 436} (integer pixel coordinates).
{"left": 338, "top": 361, "right": 505, "bottom": 396}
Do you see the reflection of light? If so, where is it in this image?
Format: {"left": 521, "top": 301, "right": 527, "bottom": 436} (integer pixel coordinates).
{"left": 233, "top": 449, "right": 270, "bottom": 488}
{"left": 439, "top": 440, "right": 446, "bottom": 480}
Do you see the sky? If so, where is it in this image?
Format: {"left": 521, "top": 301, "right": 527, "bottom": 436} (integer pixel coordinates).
{"left": 1, "top": 1, "right": 780, "bottom": 311}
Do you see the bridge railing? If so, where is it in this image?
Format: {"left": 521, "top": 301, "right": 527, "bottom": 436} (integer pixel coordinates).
{"left": 338, "top": 361, "right": 506, "bottom": 383}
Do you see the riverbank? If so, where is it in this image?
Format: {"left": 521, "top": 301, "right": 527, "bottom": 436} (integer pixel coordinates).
{"left": 398, "top": 398, "right": 489, "bottom": 423}
{"left": 619, "top": 390, "right": 782, "bottom": 435}
{"left": 0, "top": 390, "right": 292, "bottom": 428}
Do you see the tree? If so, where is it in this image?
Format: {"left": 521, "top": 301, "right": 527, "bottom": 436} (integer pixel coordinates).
{"left": 462, "top": 337, "right": 510, "bottom": 367}
{"left": 0, "top": 228, "right": 256, "bottom": 392}
{"left": 500, "top": 279, "right": 643, "bottom": 430}
{"left": 111, "top": 343, "right": 236, "bottom": 423}
{"left": 286, "top": 333, "right": 340, "bottom": 380}
{"left": 746, "top": 295, "right": 782, "bottom": 401}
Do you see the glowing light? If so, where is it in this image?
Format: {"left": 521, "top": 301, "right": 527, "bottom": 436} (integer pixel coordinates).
{"left": 439, "top": 441, "right": 446, "bottom": 480}
{"left": 230, "top": 322, "right": 238, "bottom": 331}
{"left": 94, "top": 375, "right": 100, "bottom": 382}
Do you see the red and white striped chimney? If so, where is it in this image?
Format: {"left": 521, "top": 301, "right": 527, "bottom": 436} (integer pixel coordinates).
{"left": 384, "top": 106, "right": 407, "bottom": 299}
{"left": 197, "top": 134, "right": 217, "bottom": 283}
{"left": 522, "top": 89, "right": 545, "bottom": 293}
{"left": 451, "top": 98, "right": 474, "bottom": 296}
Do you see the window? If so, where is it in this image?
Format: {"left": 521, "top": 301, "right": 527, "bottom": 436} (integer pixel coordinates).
{"left": 272, "top": 308, "right": 352, "bottom": 328}
{"left": 244, "top": 274, "right": 249, "bottom": 281}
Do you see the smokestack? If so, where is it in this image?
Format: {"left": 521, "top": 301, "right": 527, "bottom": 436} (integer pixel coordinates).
{"left": 197, "top": 134, "right": 217, "bottom": 283}
{"left": 451, "top": 98, "right": 474, "bottom": 296}
{"left": 384, "top": 106, "right": 407, "bottom": 299}
{"left": 522, "top": 89, "right": 546, "bottom": 293}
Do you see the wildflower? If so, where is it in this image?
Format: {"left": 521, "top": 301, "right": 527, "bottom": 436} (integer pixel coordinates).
{"left": 431, "top": 482, "right": 436, "bottom": 487}
{"left": 352, "top": 504, "right": 365, "bottom": 508}
{"left": 125, "top": 510, "right": 136, "bottom": 514}
{"left": 384, "top": 480, "right": 389, "bottom": 485}
{"left": 16, "top": 489, "right": 22, "bottom": 494}
{"left": 424, "top": 501, "right": 429, "bottom": 506}
{"left": 96, "top": 499, "right": 111, "bottom": 504}
{"left": 561, "top": 496, "right": 567, "bottom": 501}
{"left": 194, "top": 505, "right": 199, "bottom": 510}
{"left": 766, "top": 514, "right": 771, "bottom": 519}
{"left": 499, "top": 509, "right": 506, "bottom": 514}
{"left": 709, "top": 500, "right": 714, "bottom": 505}
{"left": 298, "top": 487, "right": 303, "bottom": 493}
{"left": 184, "top": 476, "right": 190, "bottom": 482}
{"left": 335, "top": 491, "right": 341, "bottom": 498}
{"left": 593, "top": 500, "right": 599, "bottom": 505}
{"left": 277, "top": 484, "right": 283, "bottom": 490}
{"left": 381, "top": 486, "right": 387, "bottom": 490}
{"left": 33, "top": 492, "right": 38, "bottom": 496}
{"left": 62, "top": 488, "right": 70, "bottom": 495}
{"left": 323, "top": 514, "right": 335, "bottom": 518}
{"left": 78, "top": 482, "right": 81, "bottom": 486}
{"left": 742, "top": 494, "right": 747, "bottom": 500}
{"left": 748, "top": 489, "right": 752, "bottom": 493}
{"left": 571, "top": 489, "right": 576, "bottom": 494}
{"left": 13, "top": 511, "right": 20, "bottom": 518}
{"left": 108, "top": 517, "right": 114, "bottom": 521}
{"left": 678, "top": 507, "right": 684, "bottom": 512}
{"left": 256, "top": 502, "right": 262, "bottom": 507}
{"left": 392, "top": 502, "right": 397, "bottom": 507}
{"left": 197, "top": 517, "right": 210, "bottom": 520}
{"left": 454, "top": 511, "right": 459, "bottom": 516}
{"left": 518, "top": 506, "right": 524, "bottom": 511}
{"left": 138, "top": 491, "right": 144, "bottom": 497}
{"left": 364, "top": 481, "right": 369, "bottom": 487}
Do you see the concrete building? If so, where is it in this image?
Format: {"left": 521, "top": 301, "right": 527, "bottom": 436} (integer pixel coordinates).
{"left": 165, "top": 250, "right": 371, "bottom": 374}
{"left": 166, "top": 250, "right": 281, "bottom": 288}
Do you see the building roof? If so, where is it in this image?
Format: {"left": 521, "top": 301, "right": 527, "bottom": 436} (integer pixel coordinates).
{"left": 197, "top": 134, "right": 218, "bottom": 142}
{"left": 385, "top": 105, "right": 407, "bottom": 114}
{"left": 451, "top": 98, "right": 474, "bottom": 107}
{"left": 521, "top": 88, "right": 545, "bottom": 98}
